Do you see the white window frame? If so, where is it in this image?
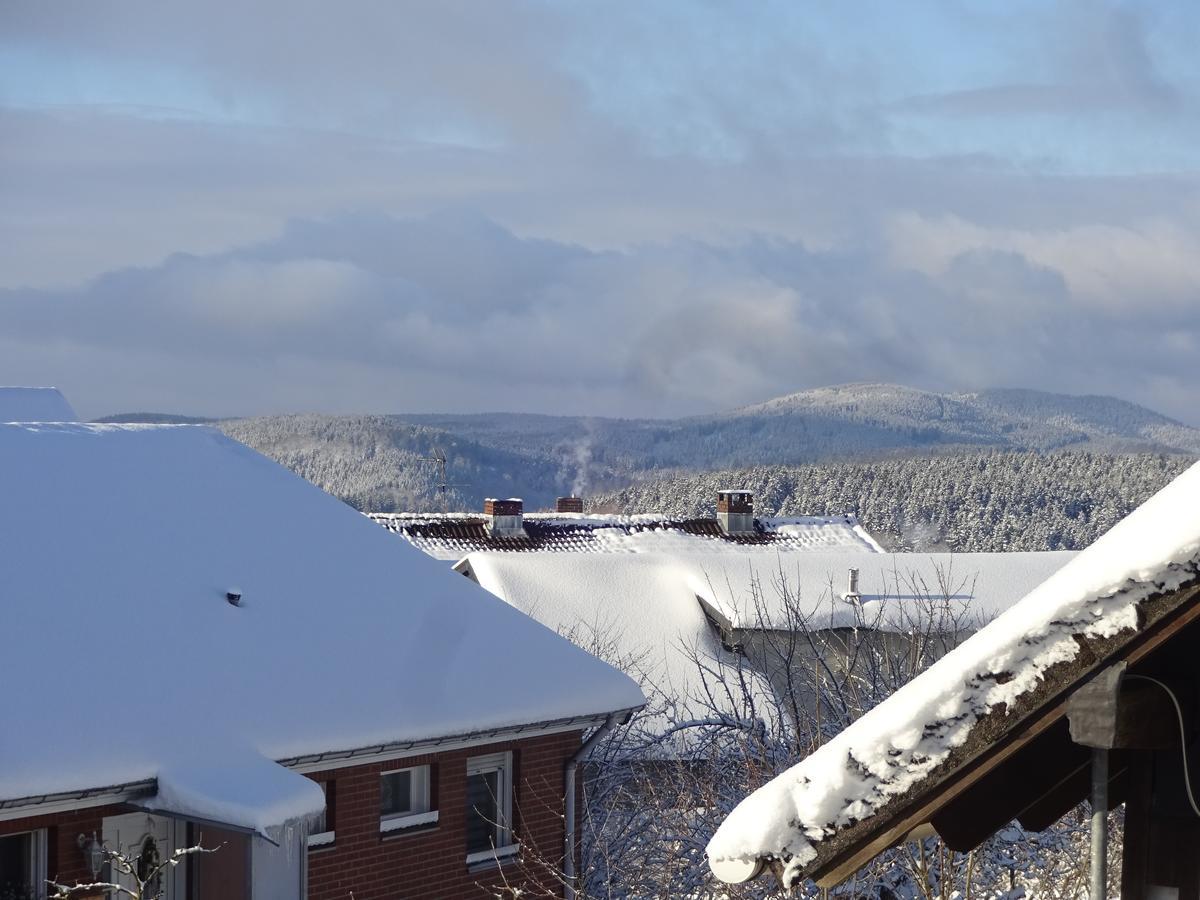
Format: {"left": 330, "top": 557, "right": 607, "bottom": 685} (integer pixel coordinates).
{"left": 306, "top": 781, "right": 335, "bottom": 850}
{"left": 0, "top": 828, "right": 48, "bottom": 900}
{"left": 379, "top": 765, "right": 437, "bottom": 833}
{"left": 464, "top": 751, "right": 518, "bottom": 866}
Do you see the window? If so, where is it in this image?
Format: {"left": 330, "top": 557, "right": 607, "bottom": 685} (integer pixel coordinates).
{"left": 380, "top": 765, "right": 437, "bottom": 832}
{"left": 307, "top": 781, "right": 335, "bottom": 849}
{"left": 0, "top": 830, "right": 47, "bottom": 900}
{"left": 465, "top": 752, "right": 517, "bottom": 865}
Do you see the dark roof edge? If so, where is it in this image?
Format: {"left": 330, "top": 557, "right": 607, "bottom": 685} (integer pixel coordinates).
{"left": 795, "top": 572, "right": 1200, "bottom": 889}
{"left": 279, "top": 705, "right": 646, "bottom": 773}
{"left": 0, "top": 779, "right": 156, "bottom": 820}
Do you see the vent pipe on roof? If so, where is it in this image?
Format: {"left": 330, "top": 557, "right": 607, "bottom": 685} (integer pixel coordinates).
{"left": 484, "top": 498, "right": 525, "bottom": 537}
{"left": 556, "top": 496, "right": 584, "bottom": 514}
{"left": 716, "top": 491, "right": 755, "bottom": 535}
{"left": 846, "top": 568, "right": 861, "bottom": 603}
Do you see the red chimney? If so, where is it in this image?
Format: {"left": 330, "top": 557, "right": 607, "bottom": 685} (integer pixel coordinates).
{"left": 717, "top": 490, "right": 755, "bottom": 535}
{"left": 483, "top": 498, "right": 525, "bottom": 536}
{"left": 556, "top": 496, "right": 584, "bottom": 513}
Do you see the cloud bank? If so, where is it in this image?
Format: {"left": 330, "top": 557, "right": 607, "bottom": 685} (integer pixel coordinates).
{"left": 2, "top": 1, "right": 1199, "bottom": 420}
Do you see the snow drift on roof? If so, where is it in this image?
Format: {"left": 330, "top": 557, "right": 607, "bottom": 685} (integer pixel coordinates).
{"left": 0, "top": 387, "right": 77, "bottom": 422}
{"left": 0, "top": 424, "right": 643, "bottom": 821}
{"left": 462, "top": 552, "right": 777, "bottom": 748}
{"left": 138, "top": 748, "right": 325, "bottom": 835}
{"left": 690, "top": 551, "right": 1075, "bottom": 630}
{"left": 707, "top": 458, "right": 1200, "bottom": 885}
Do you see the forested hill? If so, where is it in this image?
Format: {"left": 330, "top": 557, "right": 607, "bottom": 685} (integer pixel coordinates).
{"left": 218, "top": 415, "right": 567, "bottom": 512}
{"left": 98, "top": 384, "right": 1200, "bottom": 514}
{"left": 590, "top": 452, "right": 1194, "bottom": 552}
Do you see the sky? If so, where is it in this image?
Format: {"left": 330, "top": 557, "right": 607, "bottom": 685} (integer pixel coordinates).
{"left": 3, "top": 1, "right": 1200, "bottom": 422}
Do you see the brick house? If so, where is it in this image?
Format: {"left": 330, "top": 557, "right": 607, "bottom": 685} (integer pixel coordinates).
{"left": 0, "top": 421, "right": 643, "bottom": 900}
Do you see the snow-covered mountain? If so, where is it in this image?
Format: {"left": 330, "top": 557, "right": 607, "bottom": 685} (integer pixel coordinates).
{"left": 396, "top": 383, "right": 1200, "bottom": 478}
{"left": 714, "top": 383, "right": 1200, "bottom": 458}
{"left": 98, "top": 383, "right": 1200, "bottom": 513}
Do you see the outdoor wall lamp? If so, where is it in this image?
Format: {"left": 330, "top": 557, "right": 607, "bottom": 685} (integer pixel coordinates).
{"left": 77, "top": 832, "right": 104, "bottom": 878}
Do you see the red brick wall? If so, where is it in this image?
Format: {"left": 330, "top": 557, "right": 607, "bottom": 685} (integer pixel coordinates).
{"left": 306, "top": 730, "right": 583, "bottom": 900}
{"left": 0, "top": 728, "right": 583, "bottom": 900}
{"left": 0, "top": 803, "right": 127, "bottom": 895}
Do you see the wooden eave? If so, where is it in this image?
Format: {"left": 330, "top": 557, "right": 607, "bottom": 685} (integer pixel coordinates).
{"left": 777, "top": 572, "right": 1200, "bottom": 890}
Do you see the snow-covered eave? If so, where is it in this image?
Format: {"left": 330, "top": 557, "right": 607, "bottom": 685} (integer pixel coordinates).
{"left": 277, "top": 705, "right": 646, "bottom": 773}
{"left": 0, "top": 777, "right": 308, "bottom": 842}
{"left": 0, "top": 707, "right": 645, "bottom": 824}
{"left": 726, "top": 572, "right": 1200, "bottom": 891}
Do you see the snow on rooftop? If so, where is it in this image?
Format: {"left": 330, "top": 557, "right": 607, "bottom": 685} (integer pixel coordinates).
{"left": 373, "top": 512, "right": 884, "bottom": 561}
{"left": 0, "top": 387, "right": 77, "bottom": 422}
{"left": 690, "top": 551, "right": 1075, "bottom": 630}
{"left": 460, "top": 549, "right": 1067, "bottom": 749}
{"left": 707, "top": 458, "right": 1200, "bottom": 886}
{"left": 462, "top": 552, "right": 776, "bottom": 747}
{"left": 140, "top": 749, "right": 326, "bottom": 836}
{"left": 0, "top": 423, "right": 642, "bottom": 828}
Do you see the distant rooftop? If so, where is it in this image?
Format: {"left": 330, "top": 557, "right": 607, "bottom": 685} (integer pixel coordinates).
{"left": 368, "top": 511, "right": 886, "bottom": 560}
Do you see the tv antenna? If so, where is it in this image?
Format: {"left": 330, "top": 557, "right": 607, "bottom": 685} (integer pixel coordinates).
{"left": 417, "top": 447, "right": 469, "bottom": 513}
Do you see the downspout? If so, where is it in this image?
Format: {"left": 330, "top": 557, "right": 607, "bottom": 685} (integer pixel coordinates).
{"left": 564, "top": 713, "right": 620, "bottom": 900}
{"left": 1090, "top": 748, "right": 1108, "bottom": 900}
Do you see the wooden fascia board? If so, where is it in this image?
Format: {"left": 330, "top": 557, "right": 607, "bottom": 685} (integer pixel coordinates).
{"left": 809, "top": 580, "right": 1200, "bottom": 889}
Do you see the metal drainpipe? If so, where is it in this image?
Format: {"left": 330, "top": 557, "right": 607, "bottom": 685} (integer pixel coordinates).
{"left": 565, "top": 713, "right": 621, "bottom": 900}
{"left": 1090, "top": 747, "right": 1108, "bottom": 900}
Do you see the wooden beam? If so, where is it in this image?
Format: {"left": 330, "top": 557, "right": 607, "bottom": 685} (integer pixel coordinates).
{"left": 811, "top": 584, "right": 1200, "bottom": 888}
{"left": 1120, "top": 758, "right": 1153, "bottom": 900}
{"left": 1018, "top": 756, "right": 1129, "bottom": 833}
{"left": 931, "top": 719, "right": 1087, "bottom": 851}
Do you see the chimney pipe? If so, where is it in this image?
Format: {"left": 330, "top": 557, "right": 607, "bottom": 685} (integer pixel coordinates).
{"left": 716, "top": 491, "right": 755, "bottom": 535}
{"left": 483, "top": 498, "right": 525, "bottom": 537}
{"left": 846, "top": 568, "right": 861, "bottom": 602}
{"left": 556, "top": 496, "right": 584, "bottom": 514}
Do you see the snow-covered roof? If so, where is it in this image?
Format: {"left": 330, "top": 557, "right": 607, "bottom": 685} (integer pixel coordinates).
{"left": 371, "top": 512, "right": 884, "bottom": 561}
{"left": 459, "top": 552, "right": 776, "bottom": 748}
{"left": 707, "top": 458, "right": 1200, "bottom": 888}
{"left": 458, "top": 549, "right": 1072, "bottom": 747}
{"left": 0, "top": 423, "right": 643, "bottom": 832}
{"left": 0, "top": 386, "right": 77, "bottom": 422}
{"left": 692, "top": 551, "right": 1076, "bottom": 631}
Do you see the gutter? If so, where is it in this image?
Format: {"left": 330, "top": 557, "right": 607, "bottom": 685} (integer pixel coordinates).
{"left": 0, "top": 780, "right": 155, "bottom": 821}
{"left": 280, "top": 709, "right": 640, "bottom": 773}
{"left": 564, "top": 712, "right": 625, "bottom": 900}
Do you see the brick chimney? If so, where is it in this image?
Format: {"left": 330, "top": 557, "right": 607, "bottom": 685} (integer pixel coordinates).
{"left": 555, "top": 496, "right": 584, "bottom": 514}
{"left": 716, "top": 490, "right": 755, "bottom": 535}
{"left": 484, "top": 498, "right": 525, "bottom": 537}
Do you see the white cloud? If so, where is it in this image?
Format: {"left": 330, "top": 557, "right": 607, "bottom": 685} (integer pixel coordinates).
{"left": 886, "top": 212, "right": 1200, "bottom": 311}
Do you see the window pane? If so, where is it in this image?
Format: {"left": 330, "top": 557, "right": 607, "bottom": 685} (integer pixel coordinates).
{"left": 0, "top": 833, "right": 32, "bottom": 898}
{"left": 466, "top": 771, "right": 499, "bottom": 854}
{"left": 381, "top": 770, "right": 413, "bottom": 817}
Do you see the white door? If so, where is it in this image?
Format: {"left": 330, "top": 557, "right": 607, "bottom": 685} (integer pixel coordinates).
{"left": 102, "top": 813, "right": 186, "bottom": 899}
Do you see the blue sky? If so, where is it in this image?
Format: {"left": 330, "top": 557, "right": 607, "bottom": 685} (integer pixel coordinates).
{"left": 2, "top": 1, "right": 1199, "bottom": 420}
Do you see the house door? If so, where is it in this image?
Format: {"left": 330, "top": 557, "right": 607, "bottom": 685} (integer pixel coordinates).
{"left": 102, "top": 812, "right": 186, "bottom": 899}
